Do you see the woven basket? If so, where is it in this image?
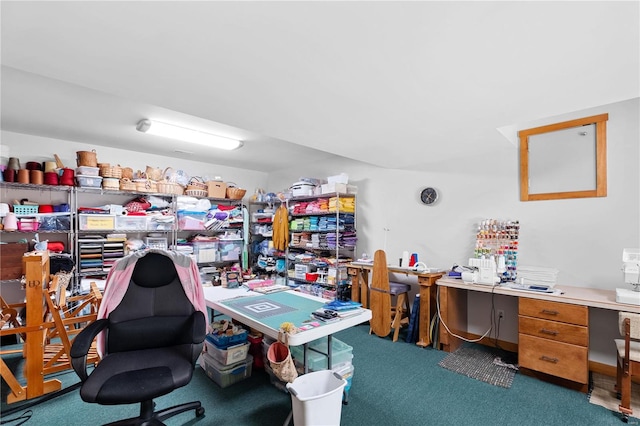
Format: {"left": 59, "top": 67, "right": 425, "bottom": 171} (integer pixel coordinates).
{"left": 186, "top": 177, "right": 207, "bottom": 197}
{"left": 121, "top": 167, "right": 134, "bottom": 180}
{"left": 76, "top": 150, "right": 97, "bottom": 167}
{"left": 226, "top": 186, "right": 247, "bottom": 200}
{"left": 157, "top": 181, "right": 184, "bottom": 195}
{"left": 99, "top": 164, "right": 123, "bottom": 179}
{"left": 120, "top": 178, "right": 136, "bottom": 191}
{"left": 185, "top": 188, "right": 208, "bottom": 198}
{"left": 134, "top": 179, "right": 157, "bottom": 193}
{"left": 102, "top": 177, "right": 120, "bottom": 191}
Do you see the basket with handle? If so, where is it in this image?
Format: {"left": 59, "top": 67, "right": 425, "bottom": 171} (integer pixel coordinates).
{"left": 99, "top": 164, "right": 123, "bottom": 179}
{"left": 226, "top": 182, "right": 247, "bottom": 200}
{"left": 119, "top": 178, "right": 136, "bottom": 192}
{"left": 187, "top": 176, "right": 208, "bottom": 192}
{"left": 157, "top": 168, "right": 184, "bottom": 195}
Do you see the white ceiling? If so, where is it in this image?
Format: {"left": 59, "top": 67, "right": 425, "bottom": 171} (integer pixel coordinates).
{"left": 1, "top": 1, "right": 638, "bottom": 173}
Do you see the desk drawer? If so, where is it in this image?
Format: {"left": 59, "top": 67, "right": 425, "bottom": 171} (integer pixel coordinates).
{"left": 519, "top": 316, "right": 588, "bottom": 346}
{"left": 519, "top": 334, "right": 588, "bottom": 383}
{"left": 519, "top": 298, "right": 588, "bottom": 326}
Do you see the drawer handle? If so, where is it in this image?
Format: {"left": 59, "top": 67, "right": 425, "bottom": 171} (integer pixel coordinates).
{"left": 541, "top": 309, "right": 559, "bottom": 315}
{"left": 540, "top": 355, "right": 559, "bottom": 364}
{"left": 540, "top": 328, "right": 558, "bottom": 336}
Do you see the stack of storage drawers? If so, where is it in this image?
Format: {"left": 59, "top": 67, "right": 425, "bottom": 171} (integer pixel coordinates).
{"left": 200, "top": 329, "right": 252, "bottom": 388}
{"left": 518, "top": 298, "right": 589, "bottom": 385}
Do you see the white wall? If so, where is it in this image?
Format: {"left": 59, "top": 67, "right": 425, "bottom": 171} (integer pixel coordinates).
{"left": 267, "top": 98, "right": 640, "bottom": 365}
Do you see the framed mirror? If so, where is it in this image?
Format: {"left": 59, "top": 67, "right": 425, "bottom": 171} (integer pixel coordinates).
{"left": 519, "top": 113, "right": 608, "bottom": 201}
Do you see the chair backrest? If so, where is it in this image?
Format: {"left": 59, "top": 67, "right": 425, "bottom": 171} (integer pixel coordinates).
{"left": 619, "top": 312, "right": 640, "bottom": 340}
{"left": 106, "top": 252, "right": 197, "bottom": 354}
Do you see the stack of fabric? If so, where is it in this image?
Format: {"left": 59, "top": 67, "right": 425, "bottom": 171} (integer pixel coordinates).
{"left": 328, "top": 197, "right": 355, "bottom": 213}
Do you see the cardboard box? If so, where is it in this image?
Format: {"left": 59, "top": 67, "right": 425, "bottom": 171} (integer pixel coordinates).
{"left": 207, "top": 181, "right": 227, "bottom": 199}
{"left": 0, "top": 242, "right": 28, "bottom": 280}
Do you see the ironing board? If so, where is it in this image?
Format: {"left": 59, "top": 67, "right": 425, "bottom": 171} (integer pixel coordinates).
{"left": 369, "top": 250, "right": 392, "bottom": 337}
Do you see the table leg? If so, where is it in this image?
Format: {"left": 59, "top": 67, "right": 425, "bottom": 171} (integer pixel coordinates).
{"left": 416, "top": 279, "right": 432, "bottom": 347}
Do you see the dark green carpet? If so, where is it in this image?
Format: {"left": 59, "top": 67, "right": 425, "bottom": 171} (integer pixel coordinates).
{"left": 1, "top": 324, "right": 628, "bottom": 425}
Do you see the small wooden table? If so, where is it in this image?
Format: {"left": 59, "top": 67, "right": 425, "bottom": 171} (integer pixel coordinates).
{"left": 346, "top": 263, "right": 444, "bottom": 347}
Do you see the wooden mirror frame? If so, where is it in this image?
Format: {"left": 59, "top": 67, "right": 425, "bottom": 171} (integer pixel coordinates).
{"left": 519, "top": 113, "right": 608, "bottom": 201}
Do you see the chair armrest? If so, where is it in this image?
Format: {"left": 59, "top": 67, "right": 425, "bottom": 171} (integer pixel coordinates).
{"left": 70, "top": 318, "right": 109, "bottom": 381}
{"left": 191, "top": 311, "right": 206, "bottom": 344}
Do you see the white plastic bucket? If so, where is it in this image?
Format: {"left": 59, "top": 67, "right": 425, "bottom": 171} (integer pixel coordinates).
{"left": 286, "top": 370, "right": 347, "bottom": 426}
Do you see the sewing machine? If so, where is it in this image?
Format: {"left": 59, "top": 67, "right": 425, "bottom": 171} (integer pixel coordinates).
{"left": 616, "top": 248, "right": 640, "bottom": 305}
{"left": 461, "top": 256, "right": 504, "bottom": 285}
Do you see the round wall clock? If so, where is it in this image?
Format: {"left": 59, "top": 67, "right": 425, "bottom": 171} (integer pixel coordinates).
{"left": 420, "top": 187, "right": 439, "bottom": 205}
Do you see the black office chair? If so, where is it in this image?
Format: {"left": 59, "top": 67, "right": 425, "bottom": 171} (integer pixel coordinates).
{"left": 71, "top": 251, "right": 207, "bottom": 426}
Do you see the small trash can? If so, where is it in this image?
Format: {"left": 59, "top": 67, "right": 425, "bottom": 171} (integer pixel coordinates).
{"left": 286, "top": 370, "right": 347, "bottom": 426}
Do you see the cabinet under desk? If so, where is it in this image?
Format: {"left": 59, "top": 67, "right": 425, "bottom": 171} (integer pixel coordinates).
{"left": 436, "top": 277, "right": 640, "bottom": 392}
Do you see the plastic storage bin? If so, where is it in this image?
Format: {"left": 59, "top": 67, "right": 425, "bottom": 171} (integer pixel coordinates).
{"left": 115, "top": 215, "right": 147, "bottom": 231}
{"left": 76, "top": 166, "right": 99, "bottom": 176}
{"left": 192, "top": 241, "right": 219, "bottom": 263}
{"left": 177, "top": 211, "right": 206, "bottom": 230}
{"left": 286, "top": 370, "right": 347, "bottom": 426}
{"left": 76, "top": 175, "right": 103, "bottom": 188}
{"left": 290, "top": 337, "right": 353, "bottom": 371}
{"left": 206, "top": 329, "right": 248, "bottom": 349}
{"left": 218, "top": 240, "right": 242, "bottom": 261}
{"left": 204, "top": 340, "right": 250, "bottom": 366}
{"left": 79, "top": 214, "right": 116, "bottom": 230}
{"left": 200, "top": 352, "right": 253, "bottom": 388}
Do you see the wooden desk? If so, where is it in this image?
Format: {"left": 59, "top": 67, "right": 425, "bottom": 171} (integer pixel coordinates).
{"left": 347, "top": 263, "right": 444, "bottom": 347}
{"left": 437, "top": 277, "right": 640, "bottom": 391}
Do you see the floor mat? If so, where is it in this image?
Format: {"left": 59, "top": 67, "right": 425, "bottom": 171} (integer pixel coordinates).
{"left": 589, "top": 372, "right": 640, "bottom": 420}
{"left": 438, "top": 346, "right": 516, "bottom": 388}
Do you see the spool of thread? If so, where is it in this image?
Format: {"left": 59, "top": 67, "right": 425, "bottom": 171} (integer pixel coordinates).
{"left": 59, "top": 168, "right": 75, "bottom": 186}
{"left": 30, "top": 170, "right": 44, "bottom": 185}
{"left": 3, "top": 212, "right": 18, "bottom": 231}
{"left": 17, "top": 169, "right": 30, "bottom": 184}
{"left": 43, "top": 161, "right": 57, "bottom": 173}
{"left": 7, "top": 157, "right": 20, "bottom": 170}
{"left": 26, "top": 161, "right": 42, "bottom": 171}
{"left": 409, "top": 253, "right": 418, "bottom": 267}
{"left": 43, "top": 171, "right": 59, "bottom": 185}
{"left": 3, "top": 168, "right": 15, "bottom": 182}
{"left": 401, "top": 251, "right": 409, "bottom": 267}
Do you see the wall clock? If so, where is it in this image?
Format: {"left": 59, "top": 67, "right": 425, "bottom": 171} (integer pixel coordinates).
{"left": 420, "top": 187, "right": 439, "bottom": 205}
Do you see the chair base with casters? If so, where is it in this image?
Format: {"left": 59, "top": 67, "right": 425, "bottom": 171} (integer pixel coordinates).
{"left": 614, "top": 312, "right": 640, "bottom": 423}
{"left": 369, "top": 250, "right": 411, "bottom": 342}
{"left": 103, "top": 400, "right": 204, "bottom": 426}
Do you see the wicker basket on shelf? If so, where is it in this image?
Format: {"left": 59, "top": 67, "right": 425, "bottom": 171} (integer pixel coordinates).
{"left": 186, "top": 177, "right": 207, "bottom": 197}
{"left": 102, "top": 177, "right": 120, "bottom": 191}
{"left": 185, "top": 188, "right": 208, "bottom": 198}
{"left": 157, "top": 181, "right": 184, "bottom": 196}
{"left": 99, "top": 164, "right": 123, "bottom": 179}
{"left": 134, "top": 179, "right": 157, "bottom": 193}
{"left": 226, "top": 183, "right": 247, "bottom": 200}
{"left": 120, "top": 178, "right": 136, "bottom": 191}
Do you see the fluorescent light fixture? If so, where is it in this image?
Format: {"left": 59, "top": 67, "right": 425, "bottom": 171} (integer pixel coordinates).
{"left": 136, "top": 119, "right": 243, "bottom": 150}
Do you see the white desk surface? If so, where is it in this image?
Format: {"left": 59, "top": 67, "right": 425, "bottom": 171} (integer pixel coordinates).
{"left": 436, "top": 277, "right": 640, "bottom": 314}
{"left": 203, "top": 286, "right": 372, "bottom": 346}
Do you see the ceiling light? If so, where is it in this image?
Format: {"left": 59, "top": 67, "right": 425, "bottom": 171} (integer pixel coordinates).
{"left": 136, "top": 119, "right": 243, "bottom": 150}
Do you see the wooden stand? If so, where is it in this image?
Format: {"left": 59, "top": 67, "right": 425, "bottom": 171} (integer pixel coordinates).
{"left": 0, "top": 251, "right": 104, "bottom": 404}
